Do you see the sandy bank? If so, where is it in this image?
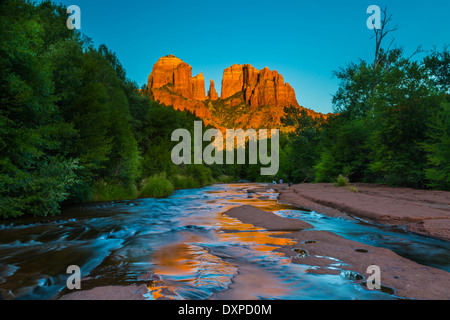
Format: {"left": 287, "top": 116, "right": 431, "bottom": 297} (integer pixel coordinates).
{"left": 221, "top": 205, "right": 450, "bottom": 300}
{"left": 278, "top": 183, "right": 450, "bottom": 241}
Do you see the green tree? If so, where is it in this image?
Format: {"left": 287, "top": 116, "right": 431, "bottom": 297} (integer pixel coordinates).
{"left": 0, "top": 0, "right": 78, "bottom": 217}
{"left": 421, "top": 100, "right": 450, "bottom": 190}
{"left": 281, "top": 108, "right": 325, "bottom": 182}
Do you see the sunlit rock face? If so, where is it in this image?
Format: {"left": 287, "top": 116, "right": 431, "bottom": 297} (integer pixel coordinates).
{"left": 221, "top": 64, "right": 299, "bottom": 109}
{"left": 207, "top": 79, "right": 219, "bottom": 100}
{"left": 147, "top": 55, "right": 183, "bottom": 90}
{"left": 146, "top": 55, "right": 328, "bottom": 131}
{"left": 148, "top": 55, "right": 205, "bottom": 100}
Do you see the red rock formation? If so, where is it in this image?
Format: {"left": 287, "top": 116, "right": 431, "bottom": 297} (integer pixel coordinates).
{"left": 147, "top": 55, "right": 183, "bottom": 89}
{"left": 151, "top": 88, "right": 214, "bottom": 125}
{"left": 191, "top": 73, "right": 205, "bottom": 101}
{"left": 146, "top": 55, "right": 327, "bottom": 131}
{"left": 173, "top": 61, "right": 192, "bottom": 98}
{"left": 221, "top": 64, "right": 300, "bottom": 108}
{"left": 221, "top": 64, "right": 250, "bottom": 99}
{"left": 147, "top": 55, "right": 205, "bottom": 100}
{"left": 242, "top": 65, "right": 259, "bottom": 102}
{"left": 207, "top": 79, "right": 219, "bottom": 100}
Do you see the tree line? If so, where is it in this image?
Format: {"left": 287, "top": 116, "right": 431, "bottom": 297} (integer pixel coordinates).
{"left": 0, "top": 0, "right": 225, "bottom": 219}
{"left": 278, "top": 18, "right": 449, "bottom": 189}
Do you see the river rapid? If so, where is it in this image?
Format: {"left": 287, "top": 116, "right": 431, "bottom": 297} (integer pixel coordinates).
{"left": 0, "top": 183, "right": 448, "bottom": 300}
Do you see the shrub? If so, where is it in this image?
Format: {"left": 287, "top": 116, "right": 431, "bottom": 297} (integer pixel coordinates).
{"left": 347, "top": 185, "right": 359, "bottom": 193}
{"left": 334, "top": 174, "right": 349, "bottom": 187}
{"left": 170, "top": 174, "right": 200, "bottom": 189}
{"left": 91, "top": 179, "right": 138, "bottom": 202}
{"left": 0, "top": 158, "right": 79, "bottom": 218}
{"left": 216, "top": 175, "right": 235, "bottom": 183}
{"left": 184, "top": 165, "right": 213, "bottom": 186}
{"left": 140, "top": 173, "right": 174, "bottom": 198}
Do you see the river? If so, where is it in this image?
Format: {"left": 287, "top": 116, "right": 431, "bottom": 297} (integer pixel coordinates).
{"left": 0, "top": 183, "right": 448, "bottom": 300}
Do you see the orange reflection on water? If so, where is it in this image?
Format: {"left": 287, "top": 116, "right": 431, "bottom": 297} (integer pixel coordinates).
{"left": 152, "top": 243, "right": 191, "bottom": 274}
{"left": 225, "top": 198, "right": 300, "bottom": 213}
{"left": 151, "top": 241, "right": 237, "bottom": 287}
{"left": 218, "top": 229, "right": 296, "bottom": 247}
{"left": 149, "top": 185, "right": 301, "bottom": 299}
{"left": 217, "top": 211, "right": 297, "bottom": 247}
{"left": 147, "top": 282, "right": 164, "bottom": 300}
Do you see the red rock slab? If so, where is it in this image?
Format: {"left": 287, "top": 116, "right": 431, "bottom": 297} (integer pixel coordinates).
{"left": 274, "top": 230, "right": 450, "bottom": 300}
{"left": 59, "top": 284, "right": 148, "bottom": 300}
{"left": 222, "top": 205, "right": 450, "bottom": 300}
{"left": 280, "top": 183, "right": 450, "bottom": 241}
{"left": 277, "top": 186, "right": 350, "bottom": 219}
{"left": 222, "top": 205, "right": 313, "bottom": 231}
{"left": 406, "top": 219, "right": 450, "bottom": 241}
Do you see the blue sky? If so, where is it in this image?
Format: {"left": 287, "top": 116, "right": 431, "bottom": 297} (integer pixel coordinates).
{"left": 46, "top": 0, "right": 449, "bottom": 114}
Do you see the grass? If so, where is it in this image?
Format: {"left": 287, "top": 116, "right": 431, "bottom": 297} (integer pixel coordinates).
{"left": 91, "top": 179, "right": 138, "bottom": 202}
{"left": 183, "top": 164, "right": 214, "bottom": 187}
{"left": 88, "top": 170, "right": 234, "bottom": 203}
{"left": 170, "top": 174, "right": 200, "bottom": 190}
{"left": 334, "top": 174, "right": 350, "bottom": 187}
{"left": 215, "top": 174, "right": 235, "bottom": 183}
{"left": 90, "top": 170, "right": 234, "bottom": 203}
{"left": 332, "top": 174, "right": 358, "bottom": 192}
{"left": 140, "top": 174, "right": 174, "bottom": 198}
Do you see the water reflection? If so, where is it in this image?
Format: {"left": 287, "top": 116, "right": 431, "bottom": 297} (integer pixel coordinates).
{"left": 0, "top": 183, "right": 444, "bottom": 300}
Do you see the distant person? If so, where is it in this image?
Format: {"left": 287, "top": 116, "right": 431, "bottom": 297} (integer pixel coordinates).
{"left": 279, "top": 179, "right": 283, "bottom": 184}
{"left": 272, "top": 179, "right": 277, "bottom": 184}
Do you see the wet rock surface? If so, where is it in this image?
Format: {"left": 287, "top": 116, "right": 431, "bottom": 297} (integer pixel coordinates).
{"left": 60, "top": 284, "right": 148, "bottom": 300}
{"left": 279, "top": 183, "right": 450, "bottom": 241}
{"left": 221, "top": 205, "right": 450, "bottom": 300}
{"left": 3, "top": 183, "right": 448, "bottom": 300}
{"left": 223, "top": 205, "right": 312, "bottom": 231}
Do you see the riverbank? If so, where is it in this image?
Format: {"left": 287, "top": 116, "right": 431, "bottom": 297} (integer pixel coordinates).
{"left": 221, "top": 204, "right": 450, "bottom": 300}
{"left": 277, "top": 183, "right": 450, "bottom": 242}
{"left": 0, "top": 177, "right": 237, "bottom": 227}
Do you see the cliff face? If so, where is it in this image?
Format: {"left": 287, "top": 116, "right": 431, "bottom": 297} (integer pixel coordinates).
{"left": 146, "top": 55, "right": 327, "bottom": 130}
{"left": 221, "top": 64, "right": 255, "bottom": 99}
{"left": 207, "top": 79, "right": 219, "bottom": 100}
{"left": 147, "top": 55, "right": 182, "bottom": 89}
{"left": 148, "top": 55, "right": 205, "bottom": 101}
{"left": 191, "top": 73, "right": 206, "bottom": 101}
{"left": 221, "top": 64, "right": 298, "bottom": 109}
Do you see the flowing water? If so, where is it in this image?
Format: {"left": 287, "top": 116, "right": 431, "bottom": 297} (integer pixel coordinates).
{"left": 0, "top": 183, "right": 448, "bottom": 300}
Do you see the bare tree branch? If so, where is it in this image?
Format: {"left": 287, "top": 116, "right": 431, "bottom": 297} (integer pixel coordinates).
{"left": 373, "top": 7, "right": 399, "bottom": 69}
{"left": 406, "top": 45, "right": 425, "bottom": 61}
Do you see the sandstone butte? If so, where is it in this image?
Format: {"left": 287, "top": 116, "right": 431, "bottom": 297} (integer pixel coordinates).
{"left": 146, "top": 55, "right": 328, "bottom": 130}
{"left": 207, "top": 79, "right": 219, "bottom": 100}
